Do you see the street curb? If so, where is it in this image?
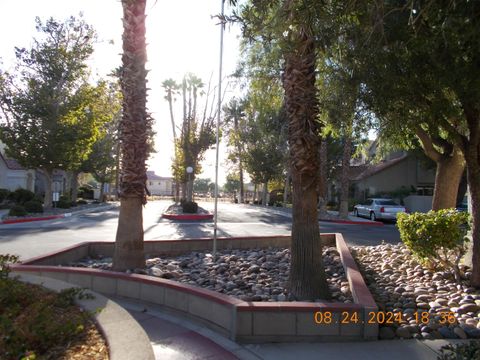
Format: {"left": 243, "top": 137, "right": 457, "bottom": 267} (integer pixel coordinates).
{"left": 0, "top": 203, "right": 117, "bottom": 225}
{"left": 245, "top": 204, "right": 383, "bottom": 226}
{"left": 319, "top": 218, "right": 384, "bottom": 226}
{"left": 162, "top": 213, "right": 214, "bottom": 221}
{"left": 1, "top": 214, "right": 65, "bottom": 224}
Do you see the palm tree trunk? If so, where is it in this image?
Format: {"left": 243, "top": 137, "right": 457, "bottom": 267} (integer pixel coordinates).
{"left": 113, "top": 0, "right": 148, "bottom": 271}
{"left": 284, "top": 28, "right": 329, "bottom": 300}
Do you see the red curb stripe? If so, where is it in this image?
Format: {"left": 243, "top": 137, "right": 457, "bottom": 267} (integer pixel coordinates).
{"left": 162, "top": 213, "right": 214, "bottom": 221}
{"left": 319, "top": 218, "right": 384, "bottom": 226}
{"left": 1, "top": 214, "right": 64, "bottom": 224}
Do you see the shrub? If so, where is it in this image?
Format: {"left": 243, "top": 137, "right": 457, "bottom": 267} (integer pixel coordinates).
{"left": 438, "top": 341, "right": 480, "bottom": 360}
{"left": 0, "top": 188, "right": 10, "bottom": 203}
{"left": 76, "top": 199, "right": 88, "bottom": 205}
{"left": 182, "top": 201, "right": 198, "bottom": 214}
{"left": 397, "top": 209, "right": 470, "bottom": 282}
{"left": 78, "top": 186, "right": 94, "bottom": 200}
{"left": 0, "top": 277, "right": 94, "bottom": 359}
{"left": 24, "top": 200, "right": 43, "bottom": 213}
{"left": 8, "top": 188, "right": 35, "bottom": 205}
{"left": 56, "top": 199, "right": 71, "bottom": 209}
{"left": 8, "top": 205, "right": 27, "bottom": 217}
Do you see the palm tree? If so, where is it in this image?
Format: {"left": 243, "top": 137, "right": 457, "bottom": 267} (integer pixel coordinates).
{"left": 112, "top": 0, "right": 149, "bottom": 271}
{"left": 284, "top": 25, "right": 329, "bottom": 300}
{"left": 162, "top": 78, "right": 181, "bottom": 201}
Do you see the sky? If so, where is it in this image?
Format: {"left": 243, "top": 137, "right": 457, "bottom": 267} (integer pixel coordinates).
{"left": 0, "top": 0, "right": 242, "bottom": 185}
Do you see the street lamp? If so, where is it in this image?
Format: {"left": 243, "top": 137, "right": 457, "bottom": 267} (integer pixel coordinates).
{"left": 214, "top": 0, "right": 225, "bottom": 257}
{"left": 186, "top": 166, "right": 193, "bottom": 201}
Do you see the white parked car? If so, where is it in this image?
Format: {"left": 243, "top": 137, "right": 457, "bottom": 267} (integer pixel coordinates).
{"left": 353, "top": 198, "right": 408, "bottom": 221}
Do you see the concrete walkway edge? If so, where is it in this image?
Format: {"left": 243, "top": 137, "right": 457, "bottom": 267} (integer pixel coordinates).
{"left": 0, "top": 203, "right": 118, "bottom": 225}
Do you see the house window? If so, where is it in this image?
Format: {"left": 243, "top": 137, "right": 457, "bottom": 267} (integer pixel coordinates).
{"left": 149, "top": 181, "right": 152, "bottom": 186}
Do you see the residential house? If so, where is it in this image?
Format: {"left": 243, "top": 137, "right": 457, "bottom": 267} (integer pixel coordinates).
{"left": 146, "top": 171, "right": 174, "bottom": 196}
{"left": 328, "top": 140, "right": 436, "bottom": 212}
{"left": 351, "top": 152, "right": 435, "bottom": 201}
{"left": 1, "top": 140, "right": 68, "bottom": 197}
{"left": 0, "top": 142, "right": 35, "bottom": 192}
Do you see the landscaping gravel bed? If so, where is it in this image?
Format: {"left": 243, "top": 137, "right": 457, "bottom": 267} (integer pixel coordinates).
{"left": 352, "top": 243, "right": 480, "bottom": 340}
{"left": 69, "top": 247, "right": 353, "bottom": 303}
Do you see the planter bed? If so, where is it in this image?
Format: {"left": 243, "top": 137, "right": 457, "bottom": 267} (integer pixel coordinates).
{"left": 11, "top": 234, "right": 378, "bottom": 342}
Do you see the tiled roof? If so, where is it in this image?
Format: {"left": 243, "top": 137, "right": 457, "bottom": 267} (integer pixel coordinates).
{"left": 0, "top": 152, "right": 25, "bottom": 170}
{"left": 351, "top": 154, "right": 408, "bottom": 181}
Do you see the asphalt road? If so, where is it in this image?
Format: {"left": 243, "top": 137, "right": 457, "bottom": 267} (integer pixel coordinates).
{"left": 0, "top": 200, "right": 401, "bottom": 260}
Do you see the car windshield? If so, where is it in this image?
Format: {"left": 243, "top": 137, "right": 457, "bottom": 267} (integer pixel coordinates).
{"left": 376, "top": 200, "right": 399, "bottom": 206}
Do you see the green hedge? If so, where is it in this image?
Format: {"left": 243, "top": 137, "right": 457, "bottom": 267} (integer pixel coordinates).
{"left": 7, "top": 189, "right": 35, "bottom": 205}
{"left": 8, "top": 205, "right": 27, "bottom": 217}
{"left": 0, "top": 189, "right": 10, "bottom": 203}
{"left": 24, "top": 200, "right": 43, "bottom": 214}
{"left": 397, "top": 209, "right": 470, "bottom": 282}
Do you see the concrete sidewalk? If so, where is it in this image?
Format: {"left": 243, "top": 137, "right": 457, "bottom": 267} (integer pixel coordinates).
{"left": 0, "top": 202, "right": 118, "bottom": 224}
{"left": 114, "top": 296, "right": 471, "bottom": 360}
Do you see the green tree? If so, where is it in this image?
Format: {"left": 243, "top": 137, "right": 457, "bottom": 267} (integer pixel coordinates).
{"left": 224, "top": 173, "right": 241, "bottom": 194}
{"left": 112, "top": 0, "right": 152, "bottom": 271}
{"left": 223, "top": 98, "right": 246, "bottom": 203}
{"left": 0, "top": 16, "right": 98, "bottom": 209}
{"left": 352, "top": 3, "right": 466, "bottom": 211}
{"left": 193, "top": 177, "right": 211, "bottom": 194}
{"left": 82, "top": 81, "right": 122, "bottom": 202}
{"left": 354, "top": 1, "right": 480, "bottom": 285}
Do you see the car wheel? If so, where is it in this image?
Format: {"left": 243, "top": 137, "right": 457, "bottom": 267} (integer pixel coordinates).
{"left": 370, "top": 212, "right": 376, "bottom": 221}
{"left": 354, "top": 209, "right": 359, "bottom": 217}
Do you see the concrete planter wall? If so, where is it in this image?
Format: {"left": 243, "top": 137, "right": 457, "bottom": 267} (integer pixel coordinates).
{"left": 11, "top": 234, "right": 378, "bottom": 342}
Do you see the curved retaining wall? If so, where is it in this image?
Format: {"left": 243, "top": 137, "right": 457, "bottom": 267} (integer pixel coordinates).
{"left": 11, "top": 234, "right": 378, "bottom": 342}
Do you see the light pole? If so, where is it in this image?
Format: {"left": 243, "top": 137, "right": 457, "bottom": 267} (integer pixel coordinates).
{"left": 214, "top": 0, "right": 225, "bottom": 257}
{"left": 186, "top": 166, "right": 193, "bottom": 202}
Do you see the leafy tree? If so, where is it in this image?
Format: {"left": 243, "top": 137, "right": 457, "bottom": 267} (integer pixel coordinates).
{"left": 193, "top": 177, "right": 211, "bottom": 194}
{"left": 352, "top": 2, "right": 466, "bottom": 211}
{"left": 0, "top": 16, "right": 98, "bottom": 208}
{"left": 355, "top": 1, "right": 480, "bottom": 286}
{"left": 223, "top": 98, "right": 246, "bottom": 203}
{"left": 224, "top": 173, "right": 241, "bottom": 194}
{"left": 235, "top": 37, "right": 288, "bottom": 207}
{"left": 82, "top": 81, "right": 122, "bottom": 202}
{"left": 112, "top": 0, "right": 152, "bottom": 271}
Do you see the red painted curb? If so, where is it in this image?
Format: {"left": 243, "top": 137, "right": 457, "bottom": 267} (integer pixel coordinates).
{"left": 162, "top": 213, "right": 213, "bottom": 221}
{"left": 319, "top": 218, "right": 384, "bottom": 226}
{"left": 1, "top": 214, "right": 64, "bottom": 224}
